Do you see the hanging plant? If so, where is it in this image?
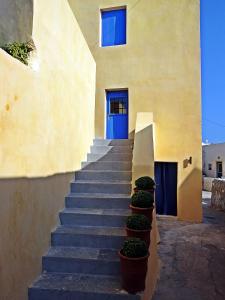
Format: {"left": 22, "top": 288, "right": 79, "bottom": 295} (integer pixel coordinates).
{"left": 1, "top": 41, "right": 34, "bottom": 65}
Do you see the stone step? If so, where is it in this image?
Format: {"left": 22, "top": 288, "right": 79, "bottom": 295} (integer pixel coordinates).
{"left": 42, "top": 247, "right": 120, "bottom": 276}
{"left": 65, "top": 193, "right": 130, "bottom": 209}
{"left": 59, "top": 208, "right": 130, "bottom": 227}
{"left": 93, "top": 139, "right": 134, "bottom": 146}
{"left": 87, "top": 152, "right": 132, "bottom": 162}
{"left": 81, "top": 161, "right": 132, "bottom": 171}
{"left": 51, "top": 226, "right": 125, "bottom": 249}
{"left": 90, "top": 145, "right": 133, "bottom": 154}
{"left": 28, "top": 273, "right": 141, "bottom": 300}
{"left": 74, "top": 170, "right": 132, "bottom": 181}
{"left": 70, "top": 180, "right": 131, "bottom": 194}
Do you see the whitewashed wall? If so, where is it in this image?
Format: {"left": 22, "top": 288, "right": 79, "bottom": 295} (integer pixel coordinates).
{"left": 203, "top": 143, "right": 225, "bottom": 178}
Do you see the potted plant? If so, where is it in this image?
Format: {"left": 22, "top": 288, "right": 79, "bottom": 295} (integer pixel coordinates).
{"left": 118, "top": 238, "right": 149, "bottom": 294}
{"left": 126, "top": 214, "right": 151, "bottom": 247}
{"left": 130, "top": 190, "right": 154, "bottom": 222}
{"left": 134, "top": 176, "right": 155, "bottom": 193}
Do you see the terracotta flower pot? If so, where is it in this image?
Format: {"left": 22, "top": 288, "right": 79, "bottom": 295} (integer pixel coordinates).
{"left": 118, "top": 250, "right": 149, "bottom": 294}
{"left": 130, "top": 204, "right": 154, "bottom": 223}
{"left": 126, "top": 227, "right": 151, "bottom": 248}
{"left": 133, "top": 187, "right": 155, "bottom": 193}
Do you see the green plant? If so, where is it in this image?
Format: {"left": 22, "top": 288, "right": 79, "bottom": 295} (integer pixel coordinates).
{"left": 135, "top": 176, "right": 155, "bottom": 190}
{"left": 126, "top": 214, "right": 151, "bottom": 230}
{"left": 131, "top": 190, "right": 154, "bottom": 208}
{"left": 1, "top": 41, "right": 33, "bottom": 65}
{"left": 121, "top": 238, "right": 148, "bottom": 258}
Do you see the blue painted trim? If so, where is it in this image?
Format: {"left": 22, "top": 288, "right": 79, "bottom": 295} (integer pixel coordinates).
{"left": 106, "top": 90, "right": 128, "bottom": 139}
{"left": 101, "top": 9, "right": 127, "bottom": 47}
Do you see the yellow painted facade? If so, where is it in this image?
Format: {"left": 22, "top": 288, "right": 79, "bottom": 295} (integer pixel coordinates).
{"left": 0, "top": 1, "right": 96, "bottom": 299}
{"left": 132, "top": 113, "right": 159, "bottom": 300}
{"left": 0, "top": 0, "right": 96, "bottom": 178}
{"left": 69, "top": 0, "right": 202, "bottom": 222}
{"left": 0, "top": 1, "right": 202, "bottom": 299}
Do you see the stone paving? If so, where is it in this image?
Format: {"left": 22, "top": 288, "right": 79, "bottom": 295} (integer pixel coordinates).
{"left": 152, "top": 191, "right": 225, "bottom": 300}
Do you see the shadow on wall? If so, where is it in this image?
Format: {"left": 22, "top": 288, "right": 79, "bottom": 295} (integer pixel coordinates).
{"left": 178, "top": 167, "right": 203, "bottom": 222}
{"left": 132, "top": 124, "right": 155, "bottom": 185}
{"left": 0, "top": 0, "right": 33, "bottom": 44}
{"left": 131, "top": 113, "right": 160, "bottom": 300}
{"left": 0, "top": 172, "right": 74, "bottom": 300}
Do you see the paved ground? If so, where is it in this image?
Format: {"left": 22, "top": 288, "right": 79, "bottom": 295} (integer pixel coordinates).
{"left": 152, "top": 191, "right": 225, "bottom": 300}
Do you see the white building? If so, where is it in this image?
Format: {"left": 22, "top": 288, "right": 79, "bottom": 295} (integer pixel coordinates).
{"left": 203, "top": 143, "right": 225, "bottom": 178}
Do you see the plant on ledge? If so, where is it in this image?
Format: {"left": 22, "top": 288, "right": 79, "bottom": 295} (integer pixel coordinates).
{"left": 130, "top": 191, "right": 154, "bottom": 222}
{"left": 126, "top": 214, "right": 151, "bottom": 247}
{"left": 131, "top": 190, "right": 154, "bottom": 208}
{"left": 134, "top": 176, "right": 156, "bottom": 192}
{"left": 1, "top": 41, "right": 34, "bottom": 65}
{"left": 126, "top": 214, "right": 151, "bottom": 231}
{"left": 118, "top": 238, "right": 149, "bottom": 294}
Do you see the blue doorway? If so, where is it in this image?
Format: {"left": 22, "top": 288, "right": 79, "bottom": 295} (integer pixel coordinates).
{"left": 154, "top": 162, "right": 177, "bottom": 216}
{"left": 106, "top": 90, "right": 128, "bottom": 139}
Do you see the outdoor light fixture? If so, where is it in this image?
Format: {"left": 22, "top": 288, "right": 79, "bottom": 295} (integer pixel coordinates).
{"left": 188, "top": 156, "right": 192, "bottom": 165}
{"left": 183, "top": 156, "right": 192, "bottom": 168}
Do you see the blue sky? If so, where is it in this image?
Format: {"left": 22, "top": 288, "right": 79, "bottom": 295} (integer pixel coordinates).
{"left": 201, "top": 0, "right": 225, "bottom": 143}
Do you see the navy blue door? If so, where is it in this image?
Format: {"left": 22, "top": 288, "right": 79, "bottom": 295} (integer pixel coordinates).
{"left": 154, "top": 162, "right": 177, "bottom": 216}
{"left": 106, "top": 90, "right": 128, "bottom": 139}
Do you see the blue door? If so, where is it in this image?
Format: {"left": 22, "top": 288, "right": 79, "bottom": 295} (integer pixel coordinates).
{"left": 106, "top": 90, "right": 128, "bottom": 139}
{"left": 154, "top": 162, "right": 177, "bottom": 216}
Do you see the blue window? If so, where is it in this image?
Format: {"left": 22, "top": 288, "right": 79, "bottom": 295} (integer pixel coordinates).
{"left": 101, "top": 8, "right": 127, "bottom": 47}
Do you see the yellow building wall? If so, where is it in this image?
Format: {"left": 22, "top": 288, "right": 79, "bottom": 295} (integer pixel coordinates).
{"left": 69, "top": 0, "right": 202, "bottom": 222}
{"left": 132, "top": 113, "right": 160, "bottom": 300}
{"left": 0, "top": 1, "right": 96, "bottom": 299}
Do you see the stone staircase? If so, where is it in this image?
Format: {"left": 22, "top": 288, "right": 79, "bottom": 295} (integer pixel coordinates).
{"left": 29, "top": 139, "right": 141, "bottom": 300}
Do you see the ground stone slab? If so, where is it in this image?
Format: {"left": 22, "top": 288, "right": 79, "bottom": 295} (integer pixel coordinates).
{"left": 152, "top": 192, "right": 225, "bottom": 300}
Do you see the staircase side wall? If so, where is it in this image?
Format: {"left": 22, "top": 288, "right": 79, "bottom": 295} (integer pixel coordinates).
{"left": 0, "top": 1, "right": 96, "bottom": 299}
{"left": 132, "top": 113, "right": 160, "bottom": 300}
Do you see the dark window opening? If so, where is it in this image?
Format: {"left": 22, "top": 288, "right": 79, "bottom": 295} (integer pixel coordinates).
{"left": 216, "top": 161, "right": 223, "bottom": 178}
{"left": 110, "top": 98, "right": 127, "bottom": 114}
{"left": 208, "top": 163, "right": 212, "bottom": 170}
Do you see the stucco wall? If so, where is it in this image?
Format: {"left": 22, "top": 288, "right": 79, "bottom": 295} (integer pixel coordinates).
{"left": 203, "top": 143, "right": 225, "bottom": 178}
{"left": 0, "top": 173, "right": 74, "bottom": 300}
{"left": 0, "top": 0, "right": 96, "bottom": 177}
{"left": 0, "top": 1, "right": 96, "bottom": 299}
{"left": 69, "top": 0, "right": 202, "bottom": 221}
{"left": 0, "top": 0, "right": 33, "bottom": 44}
{"left": 132, "top": 112, "right": 160, "bottom": 300}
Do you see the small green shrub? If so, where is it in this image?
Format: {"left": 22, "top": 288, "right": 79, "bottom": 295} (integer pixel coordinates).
{"left": 135, "top": 176, "right": 155, "bottom": 191}
{"left": 131, "top": 191, "right": 154, "bottom": 208}
{"left": 1, "top": 41, "right": 33, "bottom": 65}
{"left": 126, "top": 214, "right": 151, "bottom": 230}
{"left": 121, "top": 238, "right": 148, "bottom": 258}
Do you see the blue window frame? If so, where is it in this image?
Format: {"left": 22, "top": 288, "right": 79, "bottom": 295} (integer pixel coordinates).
{"left": 101, "top": 8, "right": 127, "bottom": 47}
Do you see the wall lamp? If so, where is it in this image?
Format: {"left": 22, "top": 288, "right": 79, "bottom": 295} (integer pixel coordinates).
{"left": 183, "top": 156, "right": 192, "bottom": 168}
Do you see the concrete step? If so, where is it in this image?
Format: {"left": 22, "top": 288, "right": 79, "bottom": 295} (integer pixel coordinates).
{"left": 81, "top": 161, "right": 132, "bottom": 171}
{"left": 51, "top": 226, "right": 125, "bottom": 249}
{"left": 59, "top": 208, "right": 130, "bottom": 227}
{"left": 70, "top": 180, "right": 131, "bottom": 194}
{"left": 90, "top": 145, "right": 133, "bottom": 154}
{"left": 93, "top": 139, "right": 134, "bottom": 146}
{"left": 42, "top": 247, "right": 120, "bottom": 276}
{"left": 74, "top": 170, "right": 132, "bottom": 181}
{"left": 87, "top": 152, "right": 132, "bottom": 162}
{"left": 65, "top": 193, "right": 130, "bottom": 209}
{"left": 29, "top": 273, "right": 141, "bottom": 300}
